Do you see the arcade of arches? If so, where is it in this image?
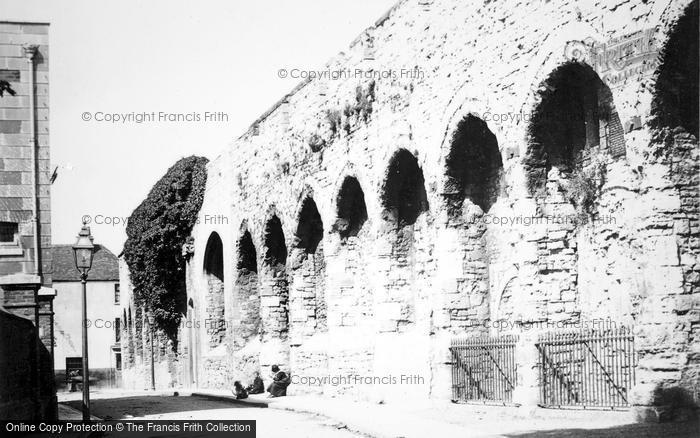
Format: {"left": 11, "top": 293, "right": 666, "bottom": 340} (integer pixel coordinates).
{"left": 119, "top": 0, "right": 699, "bottom": 412}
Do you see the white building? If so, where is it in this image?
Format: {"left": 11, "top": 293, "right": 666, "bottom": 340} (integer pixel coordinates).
{"left": 51, "top": 244, "right": 121, "bottom": 390}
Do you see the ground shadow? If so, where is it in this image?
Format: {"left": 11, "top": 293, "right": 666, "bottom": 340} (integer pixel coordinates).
{"left": 63, "top": 395, "right": 256, "bottom": 420}
{"left": 504, "top": 420, "right": 700, "bottom": 438}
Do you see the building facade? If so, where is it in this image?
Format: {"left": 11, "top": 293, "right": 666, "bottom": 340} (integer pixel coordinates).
{"left": 121, "top": 0, "right": 699, "bottom": 418}
{"left": 0, "top": 21, "right": 54, "bottom": 420}
{"left": 51, "top": 244, "right": 121, "bottom": 391}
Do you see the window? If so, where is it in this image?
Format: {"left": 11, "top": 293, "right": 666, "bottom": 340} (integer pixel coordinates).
{"left": 0, "top": 222, "right": 18, "bottom": 243}
{"left": 115, "top": 353, "right": 122, "bottom": 371}
{"left": 115, "top": 318, "right": 121, "bottom": 343}
{"left": 114, "top": 284, "right": 120, "bottom": 304}
{"left": 65, "top": 357, "right": 82, "bottom": 382}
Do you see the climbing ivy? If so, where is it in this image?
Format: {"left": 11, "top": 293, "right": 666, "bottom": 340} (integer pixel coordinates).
{"left": 123, "top": 156, "right": 208, "bottom": 342}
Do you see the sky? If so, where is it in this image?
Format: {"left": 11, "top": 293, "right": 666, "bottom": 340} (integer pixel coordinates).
{"left": 1, "top": 0, "right": 398, "bottom": 254}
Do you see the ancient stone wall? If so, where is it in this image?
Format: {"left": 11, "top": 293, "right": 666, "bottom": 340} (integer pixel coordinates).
{"left": 122, "top": 0, "right": 699, "bottom": 410}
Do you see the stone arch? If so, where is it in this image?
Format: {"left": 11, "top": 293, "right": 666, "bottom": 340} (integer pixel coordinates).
{"left": 237, "top": 229, "right": 258, "bottom": 273}
{"left": 333, "top": 176, "right": 368, "bottom": 240}
{"left": 444, "top": 114, "right": 503, "bottom": 220}
{"left": 524, "top": 62, "right": 623, "bottom": 200}
{"left": 294, "top": 197, "right": 324, "bottom": 255}
{"left": 261, "top": 214, "right": 289, "bottom": 339}
{"left": 380, "top": 148, "right": 429, "bottom": 227}
{"left": 649, "top": 0, "right": 700, "bottom": 300}
{"left": 437, "top": 115, "right": 502, "bottom": 333}
{"left": 376, "top": 149, "right": 429, "bottom": 331}
{"left": 647, "top": 0, "right": 700, "bottom": 399}
{"left": 650, "top": 0, "right": 698, "bottom": 137}
{"left": 290, "top": 196, "right": 327, "bottom": 340}
{"left": 522, "top": 62, "right": 625, "bottom": 324}
{"left": 203, "top": 232, "right": 225, "bottom": 348}
{"left": 232, "top": 228, "right": 261, "bottom": 348}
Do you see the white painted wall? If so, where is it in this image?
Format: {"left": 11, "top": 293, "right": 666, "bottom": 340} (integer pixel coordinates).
{"left": 53, "top": 280, "right": 121, "bottom": 371}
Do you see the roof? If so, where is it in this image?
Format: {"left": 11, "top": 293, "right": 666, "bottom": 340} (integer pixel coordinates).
{"left": 50, "top": 244, "right": 119, "bottom": 282}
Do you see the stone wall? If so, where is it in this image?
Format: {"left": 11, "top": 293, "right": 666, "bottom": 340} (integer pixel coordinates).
{"left": 0, "top": 21, "right": 56, "bottom": 420}
{"left": 123, "top": 0, "right": 698, "bottom": 411}
{"left": 0, "top": 21, "right": 51, "bottom": 285}
{"left": 0, "top": 308, "right": 55, "bottom": 420}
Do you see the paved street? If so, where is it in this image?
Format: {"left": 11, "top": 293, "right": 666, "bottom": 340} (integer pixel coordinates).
{"left": 60, "top": 392, "right": 362, "bottom": 438}
{"left": 56, "top": 390, "right": 699, "bottom": 438}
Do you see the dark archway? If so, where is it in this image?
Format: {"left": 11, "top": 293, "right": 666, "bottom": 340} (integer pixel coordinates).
{"left": 441, "top": 115, "right": 502, "bottom": 332}
{"left": 292, "top": 197, "right": 327, "bottom": 333}
{"left": 233, "top": 230, "right": 260, "bottom": 347}
{"left": 381, "top": 149, "right": 428, "bottom": 227}
{"left": 444, "top": 114, "right": 502, "bottom": 219}
{"left": 203, "top": 232, "right": 225, "bottom": 348}
{"left": 651, "top": 0, "right": 698, "bottom": 137}
{"left": 262, "top": 215, "right": 289, "bottom": 338}
{"left": 204, "top": 232, "right": 224, "bottom": 279}
{"left": 378, "top": 149, "right": 428, "bottom": 330}
{"left": 263, "top": 216, "right": 287, "bottom": 268}
{"left": 521, "top": 62, "right": 624, "bottom": 325}
{"left": 334, "top": 176, "right": 368, "bottom": 239}
{"left": 525, "top": 62, "right": 620, "bottom": 197}
{"left": 295, "top": 197, "right": 324, "bottom": 254}
{"left": 237, "top": 231, "right": 258, "bottom": 274}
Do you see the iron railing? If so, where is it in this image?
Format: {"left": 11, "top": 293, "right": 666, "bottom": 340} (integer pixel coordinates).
{"left": 450, "top": 335, "right": 518, "bottom": 404}
{"left": 536, "top": 328, "right": 636, "bottom": 408}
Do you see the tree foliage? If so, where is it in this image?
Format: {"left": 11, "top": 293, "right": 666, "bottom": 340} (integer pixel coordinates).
{"left": 123, "top": 156, "right": 208, "bottom": 341}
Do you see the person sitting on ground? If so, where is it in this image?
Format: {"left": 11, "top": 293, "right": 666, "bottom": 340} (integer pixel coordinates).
{"left": 266, "top": 365, "right": 291, "bottom": 398}
{"left": 233, "top": 380, "right": 248, "bottom": 399}
{"left": 246, "top": 371, "right": 265, "bottom": 394}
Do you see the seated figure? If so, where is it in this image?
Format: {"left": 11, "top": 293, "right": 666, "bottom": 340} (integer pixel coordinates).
{"left": 233, "top": 380, "right": 248, "bottom": 399}
{"left": 266, "top": 365, "right": 291, "bottom": 398}
{"left": 246, "top": 371, "right": 265, "bottom": 394}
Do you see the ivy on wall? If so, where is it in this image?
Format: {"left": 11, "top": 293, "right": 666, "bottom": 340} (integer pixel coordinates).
{"left": 123, "top": 156, "right": 208, "bottom": 341}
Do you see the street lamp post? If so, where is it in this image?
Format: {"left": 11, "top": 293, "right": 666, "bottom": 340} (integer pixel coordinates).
{"left": 147, "top": 313, "right": 156, "bottom": 391}
{"left": 72, "top": 221, "right": 95, "bottom": 422}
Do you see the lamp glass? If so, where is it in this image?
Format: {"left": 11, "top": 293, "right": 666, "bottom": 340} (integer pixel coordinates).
{"left": 74, "top": 247, "right": 93, "bottom": 271}
{"left": 72, "top": 224, "right": 95, "bottom": 275}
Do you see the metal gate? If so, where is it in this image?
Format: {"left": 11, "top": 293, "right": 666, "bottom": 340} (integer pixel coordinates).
{"left": 536, "top": 328, "right": 636, "bottom": 408}
{"left": 450, "top": 335, "right": 518, "bottom": 404}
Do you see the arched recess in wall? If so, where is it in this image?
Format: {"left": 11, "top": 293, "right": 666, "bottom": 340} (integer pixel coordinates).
{"left": 444, "top": 114, "right": 503, "bottom": 221}
{"left": 442, "top": 115, "right": 503, "bottom": 331}
{"left": 203, "top": 232, "right": 225, "bottom": 349}
{"left": 524, "top": 61, "right": 624, "bottom": 211}
{"left": 291, "top": 197, "right": 327, "bottom": 334}
{"left": 232, "top": 229, "right": 261, "bottom": 348}
{"left": 650, "top": 0, "right": 699, "bottom": 300}
{"left": 381, "top": 149, "right": 429, "bottom": 228}
{"left": 262, "top": 215, "right": 289, "bottom": 339}
{"left": 651, "top": 0, "right": 699, "bottom": 138}
{"left": 330, "top": 176, "right": 373, "bottom": 341}
{"left": 379, "top": 149, "right": 429, "bottom": 329}
{"left": 523, "top": 62, "right": 624, "bottom": 319}
{"left": 333, "top": 176, "right": 368, "bottom": 241}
